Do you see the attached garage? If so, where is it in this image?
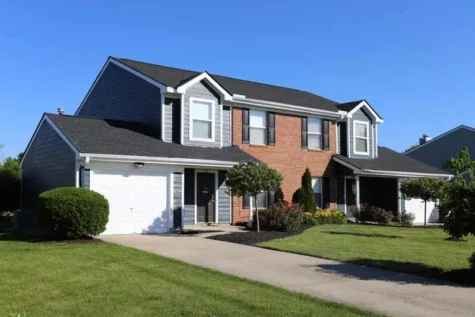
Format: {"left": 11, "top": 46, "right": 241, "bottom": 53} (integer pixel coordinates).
{"left": 87, "top": 162, "right": 182, "bottom": 235}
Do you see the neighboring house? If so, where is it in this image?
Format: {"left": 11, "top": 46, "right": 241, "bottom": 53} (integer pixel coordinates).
{"left": 405, "top": 125, "right": 475, "bottom": 174}
{"left": 19, "top": 57, "right": 451, "bottom": 233}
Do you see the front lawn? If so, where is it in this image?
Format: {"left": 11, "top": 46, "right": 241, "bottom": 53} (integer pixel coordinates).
{"left": 0, "top": 234, "right": 379, "bottom": 317}
{"left": 259, "top": 224, "right": 475, "bottom": 278}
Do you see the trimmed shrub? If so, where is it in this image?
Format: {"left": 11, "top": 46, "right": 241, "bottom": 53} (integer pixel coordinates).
{"left": 291, "top": 188, "right": 303, "bottom": 204}
{"left": 37, "top": 187, "right": 109, "bottom": 239}
{"left": 301, "top": 168, "right": 316, "bottom": 212}
{"left": 255, "top": 200, "right": 303, "bottom": 232}
{"left": 469, "top": 252, "right": 475, "bottom": 271}
{"left": 351, "top": 204, "right": 394, "bottom": 225}
{"left": 304, "top": 209, "right": 346, "bottom": 225}
{"left": 400, "top": 211, "right": 415, "bottom": 227}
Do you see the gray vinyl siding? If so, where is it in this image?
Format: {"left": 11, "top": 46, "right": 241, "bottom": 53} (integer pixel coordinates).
{"left": 405, "top": 127, "right": 475, "bottom": 171}
{"left": 183, "top": 81, "right": 221, "bottom": 147}
{"left": 163, "top": 98, "right": 174, "bottom": 142}
{"left": 348, "top": 109, "right": 374, "bottom": 159}
{"left": 218, "top": 171, "right": 231, "bottom": 223}
{"left": 173, "top": 173, "right": 183, "bottom": 227}
{"left": 222, "top": 106, "right": 231, "bottom": 147}
{"left": 21, "top": 121, "right": 77, "bottom": 211}
{"left": 77, "top": 63, "right": 162, "bottom": 137}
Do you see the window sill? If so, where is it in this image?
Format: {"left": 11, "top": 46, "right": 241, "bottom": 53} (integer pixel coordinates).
{"left": 308, "top": 148, "right": 323, "bottom": 152}
{"left": 250, "top": 144, "right": 268, "bottom": 148}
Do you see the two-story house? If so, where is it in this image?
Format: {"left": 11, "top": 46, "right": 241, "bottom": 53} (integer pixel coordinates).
{"left": 19, "top": 57, "right": 451, "bottom": 233}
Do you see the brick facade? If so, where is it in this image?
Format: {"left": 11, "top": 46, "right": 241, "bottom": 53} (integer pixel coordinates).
{"left": 231, "top": 107, "right": 337, "bottom": 224}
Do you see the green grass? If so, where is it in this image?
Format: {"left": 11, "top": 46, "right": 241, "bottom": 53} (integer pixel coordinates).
{"left": 259, "top": 224, "right": 475, "bottom": 275}
{"left": 0, "top": 235, "right": 380, "bottom": 317}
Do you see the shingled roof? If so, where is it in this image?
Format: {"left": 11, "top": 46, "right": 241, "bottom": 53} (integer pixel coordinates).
{"left": 333, "top": 147, "right": 451, "bottom": 176}
{"left": 112, "top": 57, "right": 340, "bottom": 112}
{"left": 46, "top": 113, "right": 258, "bottom": 163}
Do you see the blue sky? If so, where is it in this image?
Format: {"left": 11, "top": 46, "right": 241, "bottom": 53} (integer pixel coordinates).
{"left": 1, "top": 0, "right": 474, "bottom": 159}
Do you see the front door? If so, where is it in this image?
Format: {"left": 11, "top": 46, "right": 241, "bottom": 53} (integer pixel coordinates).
{"left": 196, "top": 172, "right": 216, "bottom": 223}
{"left": 345, "top": 178, "right": 356, "bottom": 214}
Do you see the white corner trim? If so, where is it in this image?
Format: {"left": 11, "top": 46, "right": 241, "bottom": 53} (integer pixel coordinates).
{"left": 20, "top": 115, "right": 80, "bottom": 167}
{"left": 404, "top": 125, "right": 475, "bottom": 155}
{"left": 169, "top": 172, "right": 174, "bottom": 230}
{"left": 177, "top": 72, "right": 232, "bottom": 101}
{"left": 375, "top": 124, "right": 379, "bottom": 157}
{"left": 215, "top": 171, "right": 219, "bottom": 224}
{"left": 346, "top": 100, "right": 384, "bottom": 123}
{"left": 371, "top": 124, "right": 375, "bottom": 159}
{"left": 180, "top": 94, "right": 184, "bottom": 145}
{"left": 161, "top": 94, "right": 166, "bottom": 141}
{"left": 181, "top": 172, "right": 185, "bottom": 228}
{"left": 220, "top": 104, "right": 223, "bottom": 148}
{"left": 189, "top": 97, "right": 216, "bottom": 143}
{"left": 79, "top": 153, "right": 238, "bottom": 168}
{"left": 75, "top": 57, "right": 170, "bottom": 115}
{"left": 335, "top": 123, "right": 339, "bottom": 154}
{"left": 347, "top": 118, "right": 351, "bottom": 158}
{"left": 353, "top": 120, "right": 370, "bottom": 155}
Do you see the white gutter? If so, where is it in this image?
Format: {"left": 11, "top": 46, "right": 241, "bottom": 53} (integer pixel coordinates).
{"left": 360, "top": 169, "right": 452, "bottom": 179}
{"left": 231, "top": 96, "right": 343, "bottom": 119}
{"left": 79, "top": 153, "right": 238, "bottom": 168}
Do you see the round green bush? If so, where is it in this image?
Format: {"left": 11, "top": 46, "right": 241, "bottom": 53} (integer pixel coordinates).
{"left": 37, "top": 187, "right": 109, "bottom": 239}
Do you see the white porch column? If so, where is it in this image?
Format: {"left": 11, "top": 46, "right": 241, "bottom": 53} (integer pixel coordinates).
{"left": 355, "top": 176, "right": 360, "bottom": 208}
{"left": 397, "top": 178, "right": 402, "bottom": 215}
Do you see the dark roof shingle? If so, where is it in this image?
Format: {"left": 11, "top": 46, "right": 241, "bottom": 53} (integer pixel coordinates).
{"left": 334, "top": 147, "right": 451, "bottom": 175}
{"left": 113, "top": 57, "right": 340, "bottom": 112}
{"left": 47, "top": 114, "right": 258, "bottom": 163}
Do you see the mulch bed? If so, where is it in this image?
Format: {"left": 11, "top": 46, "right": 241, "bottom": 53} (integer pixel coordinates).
{"left": 207, "top": 225, "right": 313, "bottom": 246}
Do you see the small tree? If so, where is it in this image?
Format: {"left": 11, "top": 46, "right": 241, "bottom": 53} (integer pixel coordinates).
{"left": 442, "top": 147, "right": 475, "bottom": 239}
{"left": 226, "top": 162, "right": 282, "bottom": 232}
{"left": 301, "top": 168, "right": 316, "bottom": 212}
{"left": 401, "top": 178, "right": 444, "bottom": 226}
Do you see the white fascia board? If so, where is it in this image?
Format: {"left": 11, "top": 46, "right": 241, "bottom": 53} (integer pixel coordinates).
{"left": 20, "top": 115, "right": 80, "bottom": 167}
{"left": 231, "top": 97, "right": 342, "bottom": 120}
{"left": 346, "top": 100, "right": 384, "bottom": 123}
{"left": 177, "top": 72, "right": 232, "bottom": 101}
{"left": 79, "top": 153, "right": 238, "bottom": 168}
{"left": 360, "top": 169, "right": 452, "bottom": 179}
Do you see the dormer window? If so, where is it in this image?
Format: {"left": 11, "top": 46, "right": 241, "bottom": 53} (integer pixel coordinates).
{"left": 354, "top": 121, "right": 369, "bottom": 155}
{"left": 190, "top": 97, "right": 215, "bottom": 142}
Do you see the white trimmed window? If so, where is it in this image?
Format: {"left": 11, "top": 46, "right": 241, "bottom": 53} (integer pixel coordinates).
{"left": 354, "top": 121, "right": 369, "bottom": 154}
{"left": 190, "top": 98, "right": 214, "bottom": 141}
{"left": 250, "top": 110, "right": 267, "bottom": 145}
{"left": 312, "top": 177, "right": 323, "bottom": 208}
{"left": 308, "top": 118, "right": 322, "bottom": 149}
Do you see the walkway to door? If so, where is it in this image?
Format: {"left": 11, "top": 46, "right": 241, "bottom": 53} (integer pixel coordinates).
{"left": 101, "top": 234, "right": 475, "bottom": 317}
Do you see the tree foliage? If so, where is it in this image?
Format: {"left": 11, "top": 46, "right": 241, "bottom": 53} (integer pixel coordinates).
{"left": 400, "top": 177, "right": 445, "bottom": 226}
{"left": 0, "top": 156, "right": 21, "bottom": 181}
{"left": 441, "top": 147, "right": 475, "bottom": 239}
{"left": 226, "top": 162, "right": 282, "bottom": 232}
{"left": 403, "top": 143, "right": 419, "bottom": 153}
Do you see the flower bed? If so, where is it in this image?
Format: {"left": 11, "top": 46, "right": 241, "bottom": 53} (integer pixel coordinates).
{"left": 256, "top": 200, "right": 304, "bottom": 232}
{"left": 304, "top": 209, "right": 346, "bottom": 225}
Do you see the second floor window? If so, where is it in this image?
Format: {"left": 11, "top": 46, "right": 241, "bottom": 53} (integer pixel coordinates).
{"left": 250, "top": 110, "right": 267, "bottom": 145}
{"left": 190, "top": 98, "right": 214, "bottom": 141}
{"left": 354, "top": 121, "right": 369, "bottom": 154}
{"left": 308, "top": 118, "right": 322, "bottom": 149}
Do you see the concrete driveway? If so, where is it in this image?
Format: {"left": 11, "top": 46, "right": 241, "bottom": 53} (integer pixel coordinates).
{"left": 101, "top": 234, "right": 475, "bottom": 317}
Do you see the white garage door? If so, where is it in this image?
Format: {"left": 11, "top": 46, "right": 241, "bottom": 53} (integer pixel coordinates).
{"left": 405, "top": 198, "right": 438, "bottom": 224}
{"left": 91, "top": 169, "right": 169, "bottom": 234}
